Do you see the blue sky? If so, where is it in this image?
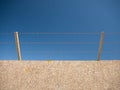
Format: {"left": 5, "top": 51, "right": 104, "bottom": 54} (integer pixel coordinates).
{"left": 0, "top": 0, "right": 120, "bottom": 60}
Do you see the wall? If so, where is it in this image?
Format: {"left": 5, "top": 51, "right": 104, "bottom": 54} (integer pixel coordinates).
{"left": 0, "top": 60, "right": 120, "bottom": 90}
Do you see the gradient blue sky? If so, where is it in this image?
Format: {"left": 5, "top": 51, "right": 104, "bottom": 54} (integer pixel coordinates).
{"left": 0, "top": 0, "right": 120, "bottom": 60}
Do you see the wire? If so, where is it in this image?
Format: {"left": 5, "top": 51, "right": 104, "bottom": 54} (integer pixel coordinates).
{"left": 0, "top": 33, "right": 13, "bottom": 35}
{"left": 102, "top": 52, "right": 120, "bottom": 54}
{"left": 23, "top": 51, "right": 97, "bottom": 54}
{"left": 104, "top": 42, "right": 120, "bottom": 44}
{"left": 20, "top": 50, "right": 120, "bottom": 55}
{"left": 105, "top": 32, "right": 120, "bottom": 34}
{"left": 1, "top": 32, "right": 120, "bottom": 34}
{"left": 0, "top": 41, "right": 120, "bottom": 44}
{"left": 0, "top": 42, "right": 14, "bottom": 44}
{"left": 19, "top": 32, "right": 100, "bottom": 35}
{"left": 20, "top": 42, "right": 98, "bottom": 44}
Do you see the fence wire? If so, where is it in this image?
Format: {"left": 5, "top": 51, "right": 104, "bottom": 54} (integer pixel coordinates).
{"left": 22, "top": 51, "right": 120, "bottom": 54}
{"left": 0, "top": 32, "right": 120, "bottom": 60}
{"left": 1, "top": 32, "right": 120, "bottom": 34}
{"left": 19, "top": 32, "right": 100, "bottom": 35}
{"left": 0, "top": 42, "right": 120, "bottom": 44}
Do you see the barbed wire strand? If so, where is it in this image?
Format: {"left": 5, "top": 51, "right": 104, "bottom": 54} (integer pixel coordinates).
{"left": 0, "top": 42, "right": 120, "bottom": 44}
{"left": 22, "top": 51, "right": 120, "bottom": 54}
{"left": 0, "top": 50, "right": 119, "bottom": 54}
{"left": 20, "top": 42, "right": 98, "bottom": 44}
{"left": 0, "top": 33, "right": 13, "bottom": 35}
{"left": 0, "top": 32, "right": 120, "bottom": 34}
{"left": 19, "top": 32, "right": 120, "bottom": 35}
{"left": 0, "top": 42, "right": 14, "bottom": 44}
{"left": 21, "top": 42, "right": 120, "bottom": 44}
{"left": 19, "top": 32, "right": 100, "bottom": 35}
{"left": 24, "top": 51, "right": 97, "bottom": 54}
{"left": 105, "top": 32, "right": 120, "bottom": 34}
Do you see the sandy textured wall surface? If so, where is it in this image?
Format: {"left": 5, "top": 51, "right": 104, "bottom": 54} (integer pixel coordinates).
{"left": 0, "top": 60, "right": 120, "bottom": 90}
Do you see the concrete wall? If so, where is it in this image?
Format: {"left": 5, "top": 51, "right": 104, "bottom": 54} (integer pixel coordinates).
{"left": 0, "top": 60, "right": 120, "bottom": 90}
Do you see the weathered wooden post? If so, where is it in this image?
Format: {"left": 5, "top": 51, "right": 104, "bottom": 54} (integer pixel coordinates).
{"left": 14, "top": 32, "right": 21, "bottom": 61}
{"left": 97, "top": 32, "right": 104, "bottom": 61}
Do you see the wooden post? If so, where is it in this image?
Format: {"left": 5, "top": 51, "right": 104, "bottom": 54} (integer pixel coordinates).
{"left": 97, "top": 32, "right": 104, "bottom": 61}
{"left": 14, "top": 32, "right": 21, "bottom": 61}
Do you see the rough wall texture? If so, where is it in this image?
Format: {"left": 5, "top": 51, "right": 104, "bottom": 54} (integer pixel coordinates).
{"left": 0, "top": 60, "right": 120, "bottom": 90}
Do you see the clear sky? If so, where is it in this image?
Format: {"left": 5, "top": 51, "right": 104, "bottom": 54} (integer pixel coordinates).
{"left": 0, "top": 0, "right": 120, "bottom": 60}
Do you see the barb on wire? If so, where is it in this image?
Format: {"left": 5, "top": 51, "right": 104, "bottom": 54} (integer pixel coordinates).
{"left": 20, "top": 42, "right": 98, "bottom": 44}
{"left": 19, "top": 32, "right": 100, "bottom": 35}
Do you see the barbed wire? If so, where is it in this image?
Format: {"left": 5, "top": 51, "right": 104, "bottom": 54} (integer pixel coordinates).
{"left": 105, "top": 32, "right": 120, "bottom": 34}
{"left": 103, "top": 42, "right": 120, "bottom": 44}
{"left": 17, "top": 32, "right": 120, "bottom": 35}
{"left": 19, "top": 32, "right": 100, "bottom": 35}
{"left": 0, "top": 42, "right": 120, "bottom": 44}
{"left": 0, "top": 32, "right": 120, "bottom": 35}
{"left": 0, "top": 49, "right": 119, "bottom": 54}
{"left": 23, "top": 51, "right": 97, "bottom": 54}
{"left": 102, "top": 51, "right": 120, "bottom": 53}
{"left": 22, "top": 51, "right": 120, "bottom": 54}
{"left": 0, "top": 33, "right": 13, "bottom": 35}
{"left": 0, "top": 42, "right": 14, "bottom": 44}
{"left": 0, "top": 32, "right": 120, "bottom": 60}
{"left": 20, "top": 42, "right": 98, "bottom": 44}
